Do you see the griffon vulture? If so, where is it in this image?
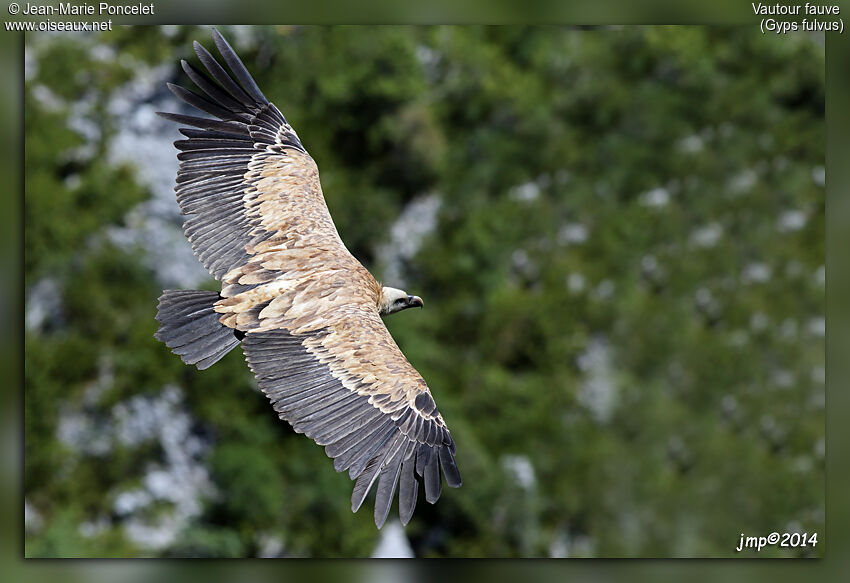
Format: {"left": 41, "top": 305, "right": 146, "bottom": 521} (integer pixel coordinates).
{"left": 153, "top": 30, "right": 460, "bottom": 528}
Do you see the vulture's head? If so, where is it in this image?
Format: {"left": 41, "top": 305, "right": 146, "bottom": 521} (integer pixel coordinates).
{"left": 379, "top": 286, "right": 424, "bottom": 316}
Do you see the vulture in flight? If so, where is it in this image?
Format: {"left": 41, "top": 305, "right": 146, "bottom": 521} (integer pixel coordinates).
{"left": 154, "top": 29, "right": 461, "bottom": 528}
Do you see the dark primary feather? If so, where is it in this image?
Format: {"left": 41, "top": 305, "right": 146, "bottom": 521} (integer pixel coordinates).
{"left": 194, "top": 40, "right": 256, "bottom": 105}
{"left": 212, "top": 28, "right": 269, "bottom": 106}
{"left": 180, "top": 59, "right": 246, "bottom": 113}
{"left": 398, "top": 458, "right": 418, "bottom": 525}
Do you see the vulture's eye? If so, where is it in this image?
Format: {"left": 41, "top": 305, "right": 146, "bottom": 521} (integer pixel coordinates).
{"left": 394, "top": 298, "right": 406, "bottom": 305}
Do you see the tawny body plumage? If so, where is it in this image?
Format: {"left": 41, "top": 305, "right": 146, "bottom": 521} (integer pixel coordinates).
{"left": 154, "top": 29, "right": 460, "bottom": 528}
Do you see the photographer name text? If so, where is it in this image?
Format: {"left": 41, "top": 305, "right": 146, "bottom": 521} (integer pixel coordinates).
{"left": 16, "top": 2, "right": 154, "bottom": 16}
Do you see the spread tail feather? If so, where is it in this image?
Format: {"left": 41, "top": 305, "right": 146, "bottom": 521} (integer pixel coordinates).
{"left": 155, "top": 289, "right": 241, "bottom": 370}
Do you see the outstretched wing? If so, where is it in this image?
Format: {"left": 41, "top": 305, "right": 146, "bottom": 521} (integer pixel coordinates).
{"left": 241, "top": 307, "right": 461, "bottom": 528}
{"left": 158, "top": 28, "right": 340, "bottom": 282}
{"left": 160, "top": 29, "right": 461, "bottom": 526}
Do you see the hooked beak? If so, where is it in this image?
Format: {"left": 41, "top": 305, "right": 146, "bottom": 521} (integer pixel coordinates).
{"left": 407, "top": 295, "right": 423, "bottom": 309}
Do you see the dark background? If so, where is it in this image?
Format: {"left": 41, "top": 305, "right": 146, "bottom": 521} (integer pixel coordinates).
{"left": 23, "top": 25, "right": 824, "bottom": 558}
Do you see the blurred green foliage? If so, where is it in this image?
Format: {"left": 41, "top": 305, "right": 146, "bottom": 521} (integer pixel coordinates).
{"left": 25, "top": 26, "right": 824, "bottom": 557}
